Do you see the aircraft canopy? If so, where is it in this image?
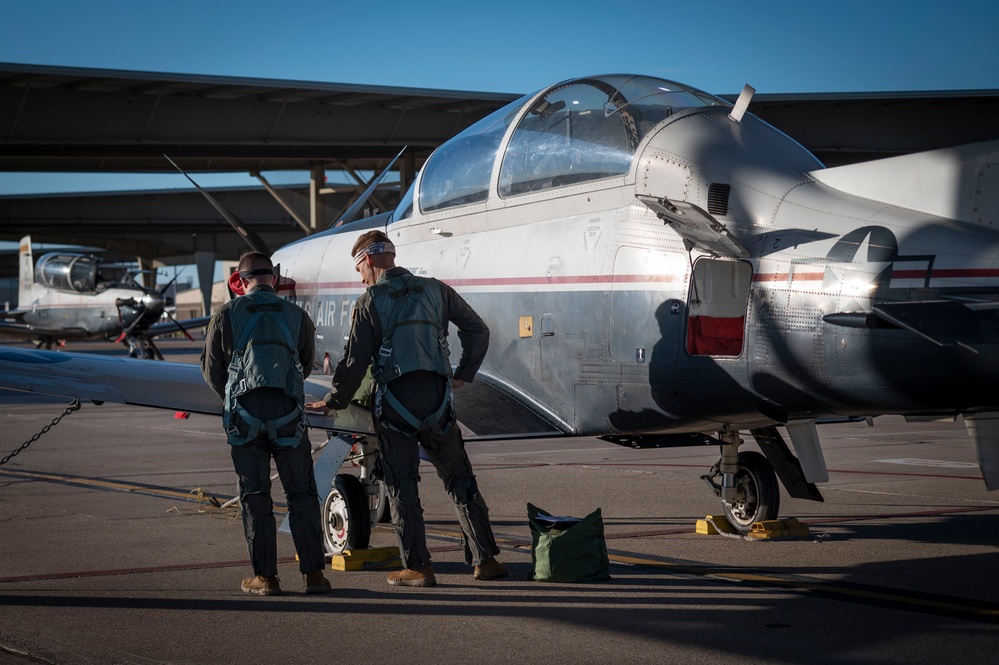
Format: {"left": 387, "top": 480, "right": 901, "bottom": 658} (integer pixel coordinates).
{"left": 35, "top": 253, "right": 99, "bottom": 294}
{"left": 417, "top": 75, "right": 726, "bottom": 213}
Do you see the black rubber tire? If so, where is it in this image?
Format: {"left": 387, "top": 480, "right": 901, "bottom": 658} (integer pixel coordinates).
{"left": 722, "top": 450, "right": 781, "bottom": 534}
{"left": 321, "top": 473, "right": 371, "bottom": 554}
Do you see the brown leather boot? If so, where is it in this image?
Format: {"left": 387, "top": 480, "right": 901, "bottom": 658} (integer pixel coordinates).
{"left": 387, "top": 565, "right": 436, "bottom": 587}
{"left": 304, "top": 571, "right": 332, "bottom": 594}
{"left": 241, "top": 575, "right": 282, "bottom": 596}
{"left": 474, "top": 558, "right": 509, "bottom": 580}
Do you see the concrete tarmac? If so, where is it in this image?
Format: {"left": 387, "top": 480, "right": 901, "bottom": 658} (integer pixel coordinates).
{"left": 1, "top": 338, "right": 998, "bottom": 664}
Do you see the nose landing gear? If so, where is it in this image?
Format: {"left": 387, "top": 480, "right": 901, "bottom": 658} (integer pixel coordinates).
{"left": 322, "top": 473, "right": 371, "bottom": 554}
{"left": 701, "top": 431, "right": 781, "bottom": 534}
{"left": 318, "top": 435, "right": 390, "bottom": 556}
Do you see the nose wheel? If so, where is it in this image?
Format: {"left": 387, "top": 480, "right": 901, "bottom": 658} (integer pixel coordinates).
{"left": 720, "top": 450, "right": 780, "bottom": 533}
{"left": 321, "top": 473, "right": 371, "bottom": 555}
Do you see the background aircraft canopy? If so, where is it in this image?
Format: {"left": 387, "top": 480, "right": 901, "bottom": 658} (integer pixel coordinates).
{"left": 35, "top": 253, "right": 99, "bottom": 294}
{"left": 417, "top": 75, "right": 727, "bottom": 213}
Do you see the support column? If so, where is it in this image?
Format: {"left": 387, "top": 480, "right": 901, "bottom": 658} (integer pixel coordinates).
{"left": 310, "top": 165, "right": 325, "bottom": 231}
{"left": 195, "top": 250, "right": 216, "bottom": 317}
{"left": 136, "top": 257, "right": 153, "bottom": 289}
{"left": 402, "top": 151, "right": 416, "bottom": 192}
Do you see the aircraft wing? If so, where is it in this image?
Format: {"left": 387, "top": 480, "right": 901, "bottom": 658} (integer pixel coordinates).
{"left": 0, "top": 320, "right": 92, "bottom": 339}
{"left": 0, "top": 344, "right": 566, "bottom": 439}
{"left": 872, "top": 298, "right": 999, "bottom": 351}
{"left": 0, "top": 346, "right": 222, "bottom": 413}
{"left": 0, "top": 346, "right": 376, "bottom": 434}
{"left": 143, "top": 315, "right": 212, "bottom": 338}
{"left": 0, "top": 320, "right": 34, "bottom": 337}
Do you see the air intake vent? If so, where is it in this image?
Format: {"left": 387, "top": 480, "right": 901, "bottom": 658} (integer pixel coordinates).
{"left": 708, "top": 183, "right": 731, "bottom": 216}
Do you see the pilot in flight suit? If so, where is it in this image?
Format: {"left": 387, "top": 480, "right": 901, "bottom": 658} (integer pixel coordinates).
{"left": 307, "top": 230, "right": 508, "bottom": 587}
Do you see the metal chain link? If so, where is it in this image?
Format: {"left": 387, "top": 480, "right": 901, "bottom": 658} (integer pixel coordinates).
{"left": 1, "top": 397, "right": 82, "bottom": 466}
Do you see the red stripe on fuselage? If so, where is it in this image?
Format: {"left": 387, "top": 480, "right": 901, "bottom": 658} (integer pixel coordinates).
{"left": 281, "top": 273, "right": 685, "bottom": 293}
{"left": 281, "top": 267, "right": 999, "bottom": 295}
{"left": 754, "top": 268, "right": 999, "bottom": 283}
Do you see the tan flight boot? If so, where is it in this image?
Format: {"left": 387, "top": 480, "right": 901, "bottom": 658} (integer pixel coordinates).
{"left": 387, "top": 565, "right": 436, "bottom": 587}
{"left": 304, "top": 571, "right": 332, "bottom": 594}
{"left": 474, "top": 558, "right": 509, "bottom": 580}
{"left": 241, "top": 575, "right": 282, "bottom": 596}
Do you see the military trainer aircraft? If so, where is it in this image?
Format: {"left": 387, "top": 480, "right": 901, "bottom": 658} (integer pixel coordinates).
{"left": 2, "top": 73, "right": 998, "bottom": 545}
{"left": 0, "top": 235, "right": 205, "bottom": 358}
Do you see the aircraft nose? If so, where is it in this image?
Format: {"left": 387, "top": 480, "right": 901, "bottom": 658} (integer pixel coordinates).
{"left": 144, "top": 290, "right": 166, "bottom": 315}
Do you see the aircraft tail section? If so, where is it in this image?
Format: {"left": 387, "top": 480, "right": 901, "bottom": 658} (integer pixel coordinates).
{"left": 18, "top": 235, "right": 34, "bottom": 305}
{"left": 809, "top": 139, "right": 999, "bottom": 229}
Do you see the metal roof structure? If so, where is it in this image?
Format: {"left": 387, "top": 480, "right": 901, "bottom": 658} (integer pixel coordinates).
{"left": 740, "top": 89, "right": 999, "bottom": 167}
{"left": 0, "top": 61, "right": 520, "bottom": 173}
{"left": 1, "top": 62, "right": 998, "bottom": 275}
{"left": 0, "top": 185, "right": 348, "bottom": 262}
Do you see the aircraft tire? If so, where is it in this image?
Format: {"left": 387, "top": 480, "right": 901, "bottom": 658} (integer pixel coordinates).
{"left": 722, "top": 450, "right": 780, "bottom": 534}
{"left": 321, "top": 473, "right": 371, "bottom": 555}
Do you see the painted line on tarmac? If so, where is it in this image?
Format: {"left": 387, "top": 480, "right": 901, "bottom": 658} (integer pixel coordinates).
{"left": 876, "top": 458, "right": 980, "bottom": 469}
{"left": 0, "top": 467, "right": 238, "bottom": 507}
{"left": 0, "top": 539, "right": 454, "bottom": 584}
{"left": 0, "top": 557, "right": 298, "bottom": 584}
{"left": 824, "top": 467, "right": 984, "bottom": 481}
{"left": 798, "top": 504, "right": 999, "bottom": 524}
{"left": 474, "top": 459, "right": 986, "bottom": 482}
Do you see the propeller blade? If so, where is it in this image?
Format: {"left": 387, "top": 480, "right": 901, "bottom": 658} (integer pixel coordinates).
{"left": 163, "top": 308, "right": 196, "bottom": 342}
{"left": 158, "top": 266, "right": 187, "bottom": 295}
{"left": 334, "top": 146, "right": 407, "bottom": 228}
{"left": 164, "top": 155, "right": 272, "bottom": 255}
{"left": 146, "top": 337, "right": 165, "bottom": 361}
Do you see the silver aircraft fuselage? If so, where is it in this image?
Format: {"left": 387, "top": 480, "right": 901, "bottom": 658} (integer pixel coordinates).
{"left": 272, "top": 75, "right": 999, "bottom": 443}
{"left": 4, "top": 74, "right": 998, "bottom": 530}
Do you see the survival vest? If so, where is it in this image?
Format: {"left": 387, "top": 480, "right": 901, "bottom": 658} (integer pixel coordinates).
{"left": 223, "top": 289, "right": 306, "bottom": 446}
{"left": 370, "top": 272, "right": 453, "bottom": 435}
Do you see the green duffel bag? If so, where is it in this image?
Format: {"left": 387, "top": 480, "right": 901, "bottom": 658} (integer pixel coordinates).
{"left": 528, "top": 503, "right": 611, "bottom": 583}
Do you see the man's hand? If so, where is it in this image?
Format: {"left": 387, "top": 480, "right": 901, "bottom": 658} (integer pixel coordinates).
{"left": 305, "top": 400, "right": 331, "bottom": 415}
{"left": 452, "top": 379, "right": 466, "bottom": 389}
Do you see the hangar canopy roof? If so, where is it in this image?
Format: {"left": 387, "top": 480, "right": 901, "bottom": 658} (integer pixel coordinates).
{"left": 3, "top": 63, "right": 999, "bottom": 174}
{"left": 1, "top": 63, "right": 998, "bottom": 273}
{"left": 0, "top": 62, "right": 520, "bottom": 173}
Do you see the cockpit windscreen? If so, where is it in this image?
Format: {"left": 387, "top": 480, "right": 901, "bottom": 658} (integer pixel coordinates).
{"left": 500, "top": 75, "right": 724, "bottom": 197}
{"left": 417, "top": 75, "right": 725, "bottom": 214}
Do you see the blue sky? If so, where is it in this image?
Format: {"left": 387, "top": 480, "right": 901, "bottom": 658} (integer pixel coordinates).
{"left": 3, "top": 0, "right": 996, "bottom": 94}
{"left": 2, "top": 0, "right": 998, "bottom": 196}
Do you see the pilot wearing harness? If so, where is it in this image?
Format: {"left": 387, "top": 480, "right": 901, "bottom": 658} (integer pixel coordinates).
{"left": 307, "top": 230, "right": 508, "bottom": 587}
{"left": 202, "top": 252, "right": 331, "bottom": 596}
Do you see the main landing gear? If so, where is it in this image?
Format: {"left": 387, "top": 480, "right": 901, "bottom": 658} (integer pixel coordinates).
{"left": 700, "top": 426, "right": 826, "bottom": 533}
{"left": 701, "top": 431, "right": 780, "bottom": 534}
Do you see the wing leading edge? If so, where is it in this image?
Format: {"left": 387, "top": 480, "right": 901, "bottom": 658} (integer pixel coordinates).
{"left": 0, "top": 346, "right": 569, "bottom": 440}
{"left": 0, "top": 346, "right": 221, "bottom": 413}
{"left": 0, "top": 346, "right": 377, "bottom": 434}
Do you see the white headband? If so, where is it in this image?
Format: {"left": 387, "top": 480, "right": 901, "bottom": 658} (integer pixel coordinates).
{"left": 353, "top": 241, "right": 396, "bottom": 267}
